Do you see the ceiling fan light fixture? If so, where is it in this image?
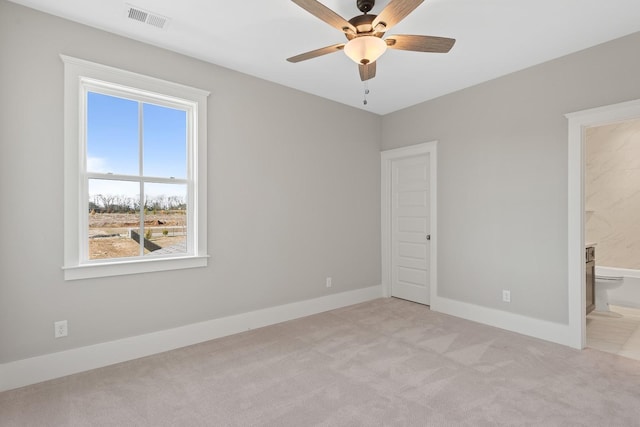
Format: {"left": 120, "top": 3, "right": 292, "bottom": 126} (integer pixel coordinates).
{"left": 344, "top": 36, "right": 387, "bottom": 65}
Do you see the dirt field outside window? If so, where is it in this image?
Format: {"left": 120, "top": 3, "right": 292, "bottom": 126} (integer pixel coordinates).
{"left": 89, "top": 212, "right": 186, "bottom": 259}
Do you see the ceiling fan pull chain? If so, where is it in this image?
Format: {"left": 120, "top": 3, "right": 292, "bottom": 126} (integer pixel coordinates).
{"left": 363, "top": 81, "right": 370, "bottom": 105}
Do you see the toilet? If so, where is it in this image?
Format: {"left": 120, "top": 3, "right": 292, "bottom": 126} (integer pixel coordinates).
{"left": 595, "top": 275, "right": 624, "bottom": 312}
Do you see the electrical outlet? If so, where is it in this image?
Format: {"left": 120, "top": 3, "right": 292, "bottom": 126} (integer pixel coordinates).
{"left": 54, "top": 320, "right": 68, "bottom": 338}
{"left": 502, "top": 290, "right": 511, "bottom": 303}
{"left": 326, "top": 277, "right": 332, "bottom": 288}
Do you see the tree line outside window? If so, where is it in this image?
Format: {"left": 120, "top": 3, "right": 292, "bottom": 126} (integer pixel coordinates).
{"left": 88, "top": 194, "right": 186, "bottom": 214}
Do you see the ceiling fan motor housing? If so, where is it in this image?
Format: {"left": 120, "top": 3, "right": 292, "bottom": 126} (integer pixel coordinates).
{"left": 347, "top": 14, "right": 381, "bottom": 39}
{"left": 357, "top": 0, "right": 375, "bottom": 14}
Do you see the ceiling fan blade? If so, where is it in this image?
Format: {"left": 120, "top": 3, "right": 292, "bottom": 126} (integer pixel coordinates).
{"left": 291, "top": 0, "right": 357, "bottom": 34}
{"left": 359, "top": 61, "right": 377, "bottom": 81}
{"left": 385, "top": 35, "right": 455, "bottom": 53}
{"left": 287, "top": 43, "right": 345, "bottom": 63}
{"left": 372, "top": 0, "right": 424, "bottom": 32}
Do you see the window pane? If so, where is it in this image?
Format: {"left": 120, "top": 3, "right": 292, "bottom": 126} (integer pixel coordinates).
{"left": 88, "top": 179, "right": 141, "bottom": 260}
{"left": 143, "top": 183, "right": 187, "bottom": 256}
{"left": 87, "top": 92, "right": 139, "bottom": 175}
{"left": 143, "top": 103, "right": 187, "bottom": 179}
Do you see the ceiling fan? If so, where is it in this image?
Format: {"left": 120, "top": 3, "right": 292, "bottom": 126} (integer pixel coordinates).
{"left": 287, "top": 0, "right": 456, "bottom": 81}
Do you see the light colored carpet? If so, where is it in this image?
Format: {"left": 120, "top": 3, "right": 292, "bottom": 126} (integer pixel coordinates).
{"left": 2, "top": 298, "right": 640, "bottom": 426}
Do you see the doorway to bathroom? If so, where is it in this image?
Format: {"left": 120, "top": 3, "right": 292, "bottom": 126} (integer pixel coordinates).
{"left": 566, "top": 98, "right": 640, "bottom": 353}
{"left": 583, "top": 117, "right": 640, "bottom": 361}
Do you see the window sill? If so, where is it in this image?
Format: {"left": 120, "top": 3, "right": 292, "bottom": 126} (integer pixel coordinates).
{"left": 63, "top": 255, "right": 209, "bottom": 281}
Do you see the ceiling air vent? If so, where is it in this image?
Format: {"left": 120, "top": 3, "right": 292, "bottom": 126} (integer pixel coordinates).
{"left": 125, "top": 4, "right": 169, "bottom": 29}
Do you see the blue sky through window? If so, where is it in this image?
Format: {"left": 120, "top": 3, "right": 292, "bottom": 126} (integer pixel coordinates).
{"left": 87, "top": 92, "right": 187, "bottom": 202}
{"left": 87, "top": 92, "right": 138, "bottom": 175}
{"left": 143, "top": 103, "right": 187, "bottom": 178}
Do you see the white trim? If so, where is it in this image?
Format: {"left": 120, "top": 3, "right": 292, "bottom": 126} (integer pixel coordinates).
{"left": 0, "top": 285, "right": 384, "bottom": 392}
{"left": 60, "top": 55, "right": 210, "bottom": 99}
{"left": 565, "top": 98, "right": 640, "bottom": 349}
{"left": 62, "top": 255, "right": 209, "bottom": 281}
{"left": 381, "top": 141, "right": 438, "bottom": 304}
{"left": 61, "top": 55, "right": 210, "bottom": 280}
{"left": 434, "top": 297, "right": 574, "bottom": 347}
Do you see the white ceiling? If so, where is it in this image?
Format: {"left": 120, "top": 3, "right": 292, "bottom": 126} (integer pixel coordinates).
{"left": 9, "top": 0, "right": 640, "bottom": 115}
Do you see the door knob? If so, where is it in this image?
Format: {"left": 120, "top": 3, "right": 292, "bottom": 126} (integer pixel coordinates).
{"left": 426, "top": 235, "right": 431, "bottom": 240}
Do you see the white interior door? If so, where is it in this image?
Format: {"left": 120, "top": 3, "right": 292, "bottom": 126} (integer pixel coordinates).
{"left": 391, "top": 154, "right": 430, "bottom": 304}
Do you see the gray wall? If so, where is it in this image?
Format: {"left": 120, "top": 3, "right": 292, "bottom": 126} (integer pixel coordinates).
{"left": 382, "top": 31, "right": 640, "bottom": 323}
{"left": 0, "top": 1, "right": 381, "bottom": 363}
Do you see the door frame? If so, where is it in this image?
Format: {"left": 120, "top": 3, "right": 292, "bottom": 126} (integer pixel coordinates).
{"left": 381, "top": 141, "right": 438, "bottom": 304}
{"left": 566, "top": 98, "right": 640, "bottom": 349}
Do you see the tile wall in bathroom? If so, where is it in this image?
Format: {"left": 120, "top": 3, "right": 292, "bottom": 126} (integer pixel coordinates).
{"left": 586, "top": 118, "right": 640, "bottom": 269}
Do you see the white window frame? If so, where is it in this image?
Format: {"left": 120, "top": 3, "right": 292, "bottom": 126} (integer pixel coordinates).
{"left": 61, "top": 55, "right": 209, "bottom": 280}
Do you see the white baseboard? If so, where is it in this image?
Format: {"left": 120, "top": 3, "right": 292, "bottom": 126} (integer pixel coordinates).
{"left": 431, "top": 296, "right": 578, "bottom": 349}
{"left": 0, "top": 285, "right": 383, "bottom": 392}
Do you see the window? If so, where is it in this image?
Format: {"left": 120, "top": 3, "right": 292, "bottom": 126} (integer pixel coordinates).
{"left": 62, "top": 56, "right": 209, "bottom": 280}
